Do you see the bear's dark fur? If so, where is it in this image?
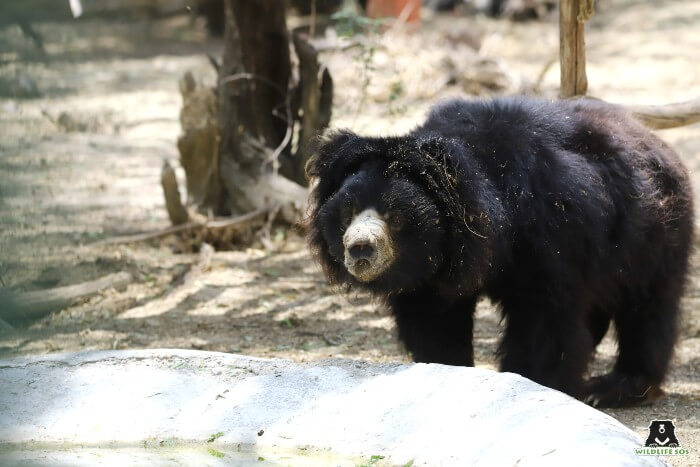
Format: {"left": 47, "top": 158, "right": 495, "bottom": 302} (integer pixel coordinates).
{"left": 306, "top": 97, "right": 694, "bottom": 407}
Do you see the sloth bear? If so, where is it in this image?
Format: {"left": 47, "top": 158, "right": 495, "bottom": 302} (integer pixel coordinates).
{"left": 306, "top": 97, "right": 694, "bottom": 407}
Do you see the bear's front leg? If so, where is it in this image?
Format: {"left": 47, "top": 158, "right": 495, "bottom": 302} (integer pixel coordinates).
{"left": 390, "top": 288, "right": 476, "bottom": 366}
{"left": 498, "top": 296, "right": 593, "bottom": 398}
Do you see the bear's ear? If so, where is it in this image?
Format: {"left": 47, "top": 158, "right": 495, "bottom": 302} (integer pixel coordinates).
{"left": 306, "top": 129, "right": 373, "bottom": 207}
{"left": 305, "top": 130, "right": 358, "bottom": 182}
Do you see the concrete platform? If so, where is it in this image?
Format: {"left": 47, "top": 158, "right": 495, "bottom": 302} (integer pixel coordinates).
{"left": 0, "top": 349, "right": 665, "bottom": 466}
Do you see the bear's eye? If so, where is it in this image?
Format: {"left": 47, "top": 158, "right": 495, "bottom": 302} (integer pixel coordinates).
{"left": 386, "top": 212, "right": 404, "bottom": 231}
{"left": 340, "top": 201, "right": 354, "bottom": 228}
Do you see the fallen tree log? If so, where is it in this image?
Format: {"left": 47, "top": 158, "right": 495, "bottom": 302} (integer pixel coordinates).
{"left": 0, "top": 272, "right": 133, "bottom": 324}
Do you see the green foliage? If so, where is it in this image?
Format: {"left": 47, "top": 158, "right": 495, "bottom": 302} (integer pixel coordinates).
{"left": 389, "top": 81, "right": 404, "bottom": 102}
{"left": 207, "top": 448, "right": 225, "bottom": 458}
{"left": 206, "top": 431, "right": 225, "bottom": 443}
{"left": 330, "top": 9, "right": 382, "bottom": 120}
{"left": 279, "top": 314, "right": 301, "bottom": 328}
{"left": 357, "top": 454, "right": 385, "bottom": 466}
{"left": 388, "top": 80, "right": 407, "bottom": 115}
{"left": 331, "top": 9, "right": 382, "bottom": 37}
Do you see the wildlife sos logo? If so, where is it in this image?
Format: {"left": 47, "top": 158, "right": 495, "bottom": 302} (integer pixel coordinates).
{"left": 645, "top": 420, "right": 679, "bottom": 447}
{"left": 635, "top": 420, "right": 690, "bottom": 456}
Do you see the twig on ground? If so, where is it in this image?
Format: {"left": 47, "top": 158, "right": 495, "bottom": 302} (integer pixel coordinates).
{"left": 298, "top": 331, "right": 342, "bottom": 346}
{"left": 91, "top": 208, "right": 269, "bottom": 246}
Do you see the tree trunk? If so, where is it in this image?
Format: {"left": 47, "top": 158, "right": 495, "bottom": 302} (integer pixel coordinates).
{"left": 218, "top": 0, "right": 296, "bottom": 215}
{"left": 172, "top": 0, "right": 333, "bottom": 230}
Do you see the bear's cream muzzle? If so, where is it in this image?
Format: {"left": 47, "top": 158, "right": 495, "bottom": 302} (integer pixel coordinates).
{"left": 343, "top": 208, "right": 395, "bottom": 282}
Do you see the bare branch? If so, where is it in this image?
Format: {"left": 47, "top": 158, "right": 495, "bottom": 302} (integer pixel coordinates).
{"left": 626, "top": 98, "right": 700, "bottom": 130}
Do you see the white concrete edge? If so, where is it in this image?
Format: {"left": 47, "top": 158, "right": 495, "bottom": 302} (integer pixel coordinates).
{"left": 0, "top": 348, "right": 275, "bottom": 368}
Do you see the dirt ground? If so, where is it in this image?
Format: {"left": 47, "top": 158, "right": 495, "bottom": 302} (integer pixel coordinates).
{"left": 0, "top": 0, "right": 698, "bottom": 463}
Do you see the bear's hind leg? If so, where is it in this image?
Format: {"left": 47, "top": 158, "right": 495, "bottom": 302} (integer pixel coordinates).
{"left": 584, "top": 282, "right": 682, "bottom": 408}
{"left": 390, "top": 289, "right": 476, "bottom": 366}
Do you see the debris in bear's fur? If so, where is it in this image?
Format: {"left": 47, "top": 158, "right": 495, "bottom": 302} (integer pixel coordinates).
{"left": 306, "top": 96, "right": 695, "bottom": 408}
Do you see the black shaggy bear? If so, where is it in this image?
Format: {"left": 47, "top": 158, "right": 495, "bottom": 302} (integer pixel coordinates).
{"left": 306, "top": 97, "right": 694, "bottom": 407}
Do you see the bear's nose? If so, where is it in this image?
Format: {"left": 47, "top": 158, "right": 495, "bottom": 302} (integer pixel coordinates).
{"left": 348, "top": 241, "right": 375, "bottom": 260}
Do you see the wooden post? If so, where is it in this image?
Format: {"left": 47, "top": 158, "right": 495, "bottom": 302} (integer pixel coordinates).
{"left": 559, "top": 0, "right": 589, "bottom": 97}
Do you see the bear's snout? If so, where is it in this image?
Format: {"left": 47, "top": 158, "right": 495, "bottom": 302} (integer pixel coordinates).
{"left": 343, "top": 208, "right": 395, "bottom": 282}
{"left": 348, "top": 241, "right": 375, "bottom": 260}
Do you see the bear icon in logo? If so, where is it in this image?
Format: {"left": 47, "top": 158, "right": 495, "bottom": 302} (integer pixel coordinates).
{"left": 645, "top": 420, "right": 680, "bottom": 447}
